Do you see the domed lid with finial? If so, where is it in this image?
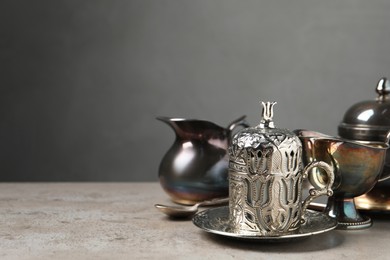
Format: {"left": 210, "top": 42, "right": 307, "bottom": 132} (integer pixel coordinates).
{"left": 339, "top": 77, "right": 390, "bottom": 142}
{"left": 229, "top": 101, "right": 301, "bottom": 176}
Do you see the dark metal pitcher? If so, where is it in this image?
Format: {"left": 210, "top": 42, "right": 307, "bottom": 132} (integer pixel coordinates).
{"left": 157, "top": 116, "right": 249, "bottom": 205}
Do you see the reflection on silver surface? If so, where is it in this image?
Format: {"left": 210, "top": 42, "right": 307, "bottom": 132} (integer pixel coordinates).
{"left": 339, "top": 77, "right": 390, "bottom": 212}
{"left": 227, "top": 102, "right": 334, "bottom": 236}
{"left": 295, "top": 129, "right": 388, "bottom": 229}
{"left": 192, "top": 206, "right": 337, "bottom": 242}
{"left": 157, "top": 116, "right": 249, "bottom": 205}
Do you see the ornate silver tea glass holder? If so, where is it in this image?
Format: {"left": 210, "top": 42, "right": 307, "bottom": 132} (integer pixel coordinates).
{"left": 227, "top": 102, "right": 335, "bottom": 237}
{"left": 192, "top": 101, "right": 338, "bottom": 240}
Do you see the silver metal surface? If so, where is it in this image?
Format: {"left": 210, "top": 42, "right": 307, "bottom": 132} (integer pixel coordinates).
{"left": 227, "top": 102, "right": 334, "bottom": 236}
{"left": 338, "top": 77, "right": 390, "bottom": 213}
{"left": 295, "top": 129, "right": 389, "bottom": 229}
{"left": 157, "top": 116, "right": 249, "bottom": 205}
{"left": 154, "top": 197, "right": 229, "bottom": 218}
{"left": 338, "top": 77, "right": 390, "bottom": 141}
{"left": 192, "top": 206, "right": 337, "bottom": 241}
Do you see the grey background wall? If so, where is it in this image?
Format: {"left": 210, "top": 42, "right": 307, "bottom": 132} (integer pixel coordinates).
{"left": 1, "top": 0, "right": 390, "bottom": 181}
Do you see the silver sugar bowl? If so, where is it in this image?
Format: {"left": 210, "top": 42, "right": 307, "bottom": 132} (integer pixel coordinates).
{"left": 338, "top": 77, "right": 390, "bottom": 212}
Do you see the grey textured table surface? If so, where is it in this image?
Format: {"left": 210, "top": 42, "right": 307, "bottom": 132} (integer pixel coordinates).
{"left": 0, "top": 182, "right": 389, "bottom": 260}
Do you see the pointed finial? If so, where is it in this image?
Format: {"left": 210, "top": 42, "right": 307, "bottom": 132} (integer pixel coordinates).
{"left": 376, "top": 77, "right": 390, "bottom": 102}
{"left": 259, "top": 101, "right": 276, "bottom": 128}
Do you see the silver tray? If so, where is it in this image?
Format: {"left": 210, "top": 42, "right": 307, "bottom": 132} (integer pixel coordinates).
{"left": 192, "top": 206, "right": 337, "bottom": 242}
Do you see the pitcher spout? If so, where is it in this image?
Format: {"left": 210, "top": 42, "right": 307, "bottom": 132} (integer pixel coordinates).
{"left": 156, "top": 116, "right": 182, "bottom": 125}
{"left": 156, "top": 116, "right": 185, "bottom": 136}
{"left": 156, "top": 116, "right": 229, "bottom": 140}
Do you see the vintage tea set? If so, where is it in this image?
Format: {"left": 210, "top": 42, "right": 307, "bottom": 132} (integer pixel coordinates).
{"left": 155, "top": 77, "right": 390, "bottom": 241}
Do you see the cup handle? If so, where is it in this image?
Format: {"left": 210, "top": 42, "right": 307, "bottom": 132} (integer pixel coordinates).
{"left": 377, "top": 130, "right": 390, "bottom": 182}
{"left": 300, "top": 161, "right": 335, "bottom": 223}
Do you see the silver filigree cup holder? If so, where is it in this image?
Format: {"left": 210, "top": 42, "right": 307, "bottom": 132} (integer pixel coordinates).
{"left": 228, "top": 102, "right": 335, "bottom": 236}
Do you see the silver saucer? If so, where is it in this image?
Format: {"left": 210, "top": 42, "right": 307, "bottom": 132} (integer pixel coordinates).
{"left": 192, "top": 206, "right": 337, "bottom": 242}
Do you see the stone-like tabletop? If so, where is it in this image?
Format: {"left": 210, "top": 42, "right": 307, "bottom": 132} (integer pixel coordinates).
{"left": 0, "top": 182, "right": 389, "bottom": 259}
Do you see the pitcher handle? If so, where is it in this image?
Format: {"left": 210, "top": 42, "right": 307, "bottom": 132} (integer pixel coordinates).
{"left": 378, "top": 130, "right": 390, "bottom": 182}
{"left": 300, "top": 161, "right": 335, "bottom": 223}
{"left": 227, "top": 115, "right": 250, "bottom": 132}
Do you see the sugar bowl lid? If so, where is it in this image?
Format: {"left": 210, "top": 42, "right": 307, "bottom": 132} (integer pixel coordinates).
{"left": 338, "top": 77, "right": 390, "bottom": 141}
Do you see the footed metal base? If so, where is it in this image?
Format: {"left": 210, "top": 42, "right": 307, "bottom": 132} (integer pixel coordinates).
{"left": 336, "top": 215, "right": 372, "bottom": 230}
{"left": 325, "top": 197, "right": 373, "bottom": 230}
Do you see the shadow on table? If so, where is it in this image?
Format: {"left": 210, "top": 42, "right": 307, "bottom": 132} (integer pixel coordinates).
{"left": 361, "top": 210, "right": 390, "bottom": 220}
{"left": 200, "top": 230, "right": 345, "bottom": 252}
